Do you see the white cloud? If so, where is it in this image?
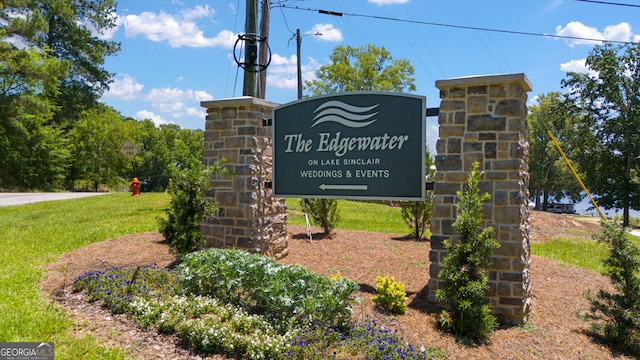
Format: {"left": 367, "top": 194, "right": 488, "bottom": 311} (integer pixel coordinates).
{"left": 271, "top": 54, "right": 296, "bottom": 66}
{"left": 555, "top": 21, "right": 634, "bottom": 47}
{"left": 267, "top": 55, "right": 321, "bottom": 89}
{"left": 544, "top": 0, "right": 563, "bottom": 12}
{"left": 368, "top": 0, "right": 409, "bottom": 5}
{"left": 180, "top": 5, "right": 213, "bottom": 21}
{"left": 104, "top": 74, "right": 144, "bottom": 100}
{"left": 136, "top": 110, "right": 172, "bottom": 127}
{"left": 122, "top": 6, "right": 235, "bottom": 48}
{"left": 102, "top": 74, "right": 211, "bottom": 124}
{"left": 193, "top": 90, "right": 213, "bottom": 102}
{"left": 3, "top": 34, "right": 28, "bottom": 49}
{"left": 529, "top": 95, "right": 540, "bottom": 107}
{"left": 184, "top": 107, "right": 205, "bottom": 117}
{"left": 560, "top": 58, "right": 599, "bottom": 78}
{"left": 144, "top": 87, "right": 213, "bottom": 119}
{"left": 307, "top": 24, "right": 343, "bottom": 42}
{"left": 82, "top": 10, "right": 122, "bottom": 40}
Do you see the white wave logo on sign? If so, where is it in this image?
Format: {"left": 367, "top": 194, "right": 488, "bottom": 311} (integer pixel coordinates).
{"left": 311, "top": 101, "right": 378, "bottom": 128}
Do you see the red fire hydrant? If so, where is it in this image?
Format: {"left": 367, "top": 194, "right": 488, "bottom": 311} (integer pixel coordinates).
{"left": 129, "top": 177, "right": 140, "bottom": 196}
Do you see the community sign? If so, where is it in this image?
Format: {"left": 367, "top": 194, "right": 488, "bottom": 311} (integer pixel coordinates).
{"left": 273, "top": 92, "right": 425, "bottom": 200}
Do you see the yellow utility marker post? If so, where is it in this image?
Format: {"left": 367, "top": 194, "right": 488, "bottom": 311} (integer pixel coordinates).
{"left": 547, "top": 130, "right": 607, "bottom": 221}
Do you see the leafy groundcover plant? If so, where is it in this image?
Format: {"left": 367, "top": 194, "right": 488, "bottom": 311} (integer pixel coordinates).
{"left": 73, "top": 248, "right": 447, "bottom": 359}
{"left": 175, "top": 248, "right": 359, "bottom": 331}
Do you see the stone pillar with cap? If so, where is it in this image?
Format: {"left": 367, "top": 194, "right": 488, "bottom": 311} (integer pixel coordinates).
{"left": 428, "top": 73, "right": 532, "bottom": 325}
{"left": 200, "top": 96, "right": 288, "bottom": 259}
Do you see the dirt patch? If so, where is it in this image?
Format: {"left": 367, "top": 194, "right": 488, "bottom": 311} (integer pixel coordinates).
{"left": 529, "top": 211, "right": 601, "bottom": 243}
{"left": 42, "top": 211, "right": 633, "bottom": 359}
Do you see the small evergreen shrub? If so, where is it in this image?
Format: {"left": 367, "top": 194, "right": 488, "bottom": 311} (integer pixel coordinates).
{"left": 400, "top": 150, "right": 436, "bottom": 240}
{"left": 301, "top": 198, "right": 340, "bottom": 236}
{"left": 158, "top": 161, "right": 227, "bottom": 255}
{"left": 400, "top": 193, "right": 434, "bottom": 241}
{"left": 581, "top": 221, "right": 640, "bottom": 354}
{"left": 175, "top": 248, "right": 360, "bottom": 331}
{"left": 436, "top": 162, "right": 500, "bottom": 343}
{"left": 371, "top": 275, "right": 407, "bottom": 315}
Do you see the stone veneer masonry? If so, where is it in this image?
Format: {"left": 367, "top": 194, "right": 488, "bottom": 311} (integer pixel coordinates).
{"left": 200, "top": 96, "right": 288, "bottom": 259}
{"left": 429, "top": 74, "right": 532, "bottom": 325}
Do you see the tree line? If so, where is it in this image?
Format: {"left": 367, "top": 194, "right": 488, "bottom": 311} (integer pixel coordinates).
{"left": 2, "top": 0, "right": 638, "bottom": 225}
{"left": 528, "top": 43, "right": 640, "bottom": 226}
{"left": 1, "top": 0, "right": 203, "bottom": 192}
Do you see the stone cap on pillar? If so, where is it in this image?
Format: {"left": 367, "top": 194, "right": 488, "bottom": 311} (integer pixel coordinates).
{"left": 200, "top": 96, "right": 280, "bottom": 109}
{"left": 435, "top": 73, "right": 532, "bottom": 92}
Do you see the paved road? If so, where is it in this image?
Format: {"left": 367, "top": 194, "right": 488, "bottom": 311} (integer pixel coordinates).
{"left": 0, "top": 192, "right": 109, "bottom": 207}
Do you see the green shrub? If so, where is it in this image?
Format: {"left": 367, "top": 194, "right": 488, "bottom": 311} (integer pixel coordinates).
{"left": 371, "top": 275, "right": 407, "bottom": 315}
{"left": 158, "top": 161, "right": 227, "bottom": 255}
{"left": 301, "top": 198, "right": 340, "bottom": 236}
{"left": 175, "top": 248, "right": 359, "bottom": 331}
{"left": 400, "top": 150, "right": 436, "bottom": 240}
{"left": 581, "top": 221, "right": 640, "bottom": 354}
{"left": 400, "top": 194, "right": 434, "bottom": 241}
{"left": 436, "top": 162, "right": 499, "bottom": 343}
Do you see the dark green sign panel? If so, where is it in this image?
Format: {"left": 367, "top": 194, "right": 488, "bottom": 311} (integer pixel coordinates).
{"left": 273, "top": 92, "right": 425, "bottom": 200}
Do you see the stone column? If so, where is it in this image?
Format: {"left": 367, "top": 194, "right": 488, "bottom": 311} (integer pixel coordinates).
{"left": 200, "top": 96, "right": 288, "bottom": 259}
{"left": 428, "top": 74, "right": 532, "bottom": 325}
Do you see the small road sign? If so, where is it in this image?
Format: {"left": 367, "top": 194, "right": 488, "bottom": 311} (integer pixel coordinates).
{"left": 120, "top": 140, "right": 140, "bottom": 160}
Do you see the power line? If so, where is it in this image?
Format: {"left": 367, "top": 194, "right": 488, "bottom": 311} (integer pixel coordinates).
{"left": 276, "top": 4, "right": 636, "bottom": 46}
{"left": 573, "top": 0, "right": 640, "bottom": 8}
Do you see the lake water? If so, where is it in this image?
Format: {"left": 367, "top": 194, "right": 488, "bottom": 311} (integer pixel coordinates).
{"left": 572, "top": 196, "right": 640, "bottom": 219}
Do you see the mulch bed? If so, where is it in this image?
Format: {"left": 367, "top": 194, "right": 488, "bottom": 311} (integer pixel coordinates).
{"left": 42, "top": 211, "right": 634, "bottom": 359}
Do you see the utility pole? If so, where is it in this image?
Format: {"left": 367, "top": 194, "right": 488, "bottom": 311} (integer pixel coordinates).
{"left": 258, "top": 0, "right": 270, "bottom": 99}
{"left": 243, "top": 0, "right": 258, "bottom": 97}
{"left": 296, "top": 28, "right": 302, "bottom": 100}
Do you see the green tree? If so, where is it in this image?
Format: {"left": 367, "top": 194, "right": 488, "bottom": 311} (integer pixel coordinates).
{"left": 562, "top": 42, "right": 640, "bottom": 226}
{"left": 305, "top": 43, "right": 416, "bottom": 96}
{"left": 527, "top": 92, "right": 582, "bottom": 210}
{"left": 132, "top": 121, "right": 205, "bottom": 192}
{"left": 436, "top": 162, "right": 499, "bottom": 343}
{"left": 1, "top": 0, "right": 118, "bottom": 189}
{"left": 581, "top": 221, "right": 640, "bottom": 354}
{"left": 0, "top": 6, "right": 70, "bottom": 189}
{"left": 0, "top": 45, "right": 69, "bottom": 189}
{"left": 133, "top": 120, "right": 174, "bottom": 192}
{"left": 3, "top": 0, "right": 120, "bottom": 126}
{"left": 400, "top": 149, "right": 435, "bottom": 240}
{"left": 37, "top": 0, "right": 120, "bottom": 126}
{"left": 67, "top": 104, "right": 129, "bottom": 191}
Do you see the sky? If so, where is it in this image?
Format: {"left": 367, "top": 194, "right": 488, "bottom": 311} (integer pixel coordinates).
{"left": 98, "top": 0, "right": 640, "bottom": 154}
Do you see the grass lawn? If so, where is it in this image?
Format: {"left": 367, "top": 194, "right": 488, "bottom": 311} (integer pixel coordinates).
{"left": 531, "top": 232, "right": 640, "bottom": 272}
{"left": 0, "top": 192, "right": 169, "bottom": 359}
{"left": 286, "top": 198, "right": 416, "bottom": 235}
{"left": 4, "top": 192, "right": 636, "bottom": 358}
{"left": 531, "top": 238, "right": 609, "bottom": 273}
